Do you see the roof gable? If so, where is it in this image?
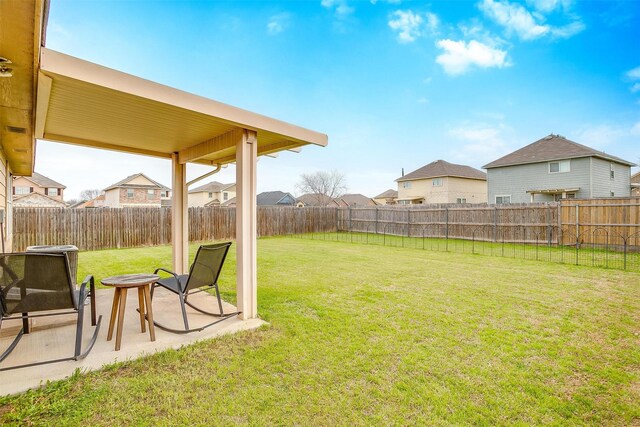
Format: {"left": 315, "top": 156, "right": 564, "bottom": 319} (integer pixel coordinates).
{"left": 374, "top": 189, "right": 398, "bottom": 199}
{"left": 397, "top": 160, "right": 487, "bottom": 182}
{"left": 257, "top": 191, "right": 295, "bottom": 206}
{"left": 189, "top": 181, "right": 235, "bottom": 194}
{"left": 16, "top": 172, "right": 66, "bottom": 189}
{"left": 104, "top": 173, "right": 170, "bottom": 191}
{"left": 483, "top": 134, "right": 635, "bottom": 169}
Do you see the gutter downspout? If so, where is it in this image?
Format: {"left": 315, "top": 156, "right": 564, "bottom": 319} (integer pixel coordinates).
{"left": 186, "top": 164, "right": 223, "bottom": 188}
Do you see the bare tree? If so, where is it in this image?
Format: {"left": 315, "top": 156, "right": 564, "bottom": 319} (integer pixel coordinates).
{"left": 296, "top": 170, "right": 347, "bottom": 206}
{"left": 79, "top": 189, "right": 101, "bottom": 201}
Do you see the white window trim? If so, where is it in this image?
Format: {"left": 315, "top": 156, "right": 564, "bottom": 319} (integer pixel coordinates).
{"left": 126, "top": 189, "right": 134, "bottom": 198}
{"left": 548, "top": 160, "right": 570, "bottom": 174}
{"left": 495, "top": 195, "right": 511, "bottom": 204}
{"left": 432, "top": 178, "right": 443, "bottom": 187}
{"left": 15, "top": 187, "right": 30, "bottom": 195}
{"left": 402, "top": 182, "right": 411, "bottom": 189}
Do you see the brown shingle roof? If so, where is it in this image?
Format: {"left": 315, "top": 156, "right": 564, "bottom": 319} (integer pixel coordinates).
{"left": 483, "top": 134, "right": 635, "bottom": 169}
{"left": 335, "top": 194, "right": 377, "bottom": 206}
{"left": 297, "top": 193, "right": 335, "bottom": 206}
{"left": 374, "top": 189, "right": 398, "bottom": 199}
{"left": 396, "top": 160, "right": 486, "bottom": 182}
{"left": 104, "top": 173, "right": 170, "bottom": 191}
{"left": 188, "top": 181, "right": 234, "bottom": 194}
{"left": 20, "top": 172, "right": 66, "bottom": 189}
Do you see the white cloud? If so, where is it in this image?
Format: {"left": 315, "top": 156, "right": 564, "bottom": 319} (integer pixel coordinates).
{"left": 417, "top": 97, "right": 428, "bottom": 104}
{"left": 549, "top": 20, "right": 585, "bottom": 38}
{"left": 480, "top": 0, "right": 549, "bottom": 40}
{"left": 480, "top": 0, "right": 584, "bottom": 40}
{"left": 630, "top": 122, "right": 640, "bottom": 136}
{"left": 370, "top": 0, "right": 402, "bottom": 4}
{"left": 435, "top": 39, "right": 509, "bottom": 75}
{"left": 321, "top": 0, "right": 354, "bottom": 18}
{"left": 526, "top": 0, "right": 573, "bottom": 13}
{"left": 627, "top": 66, "right": 640, "bottom": 80}
{"left": 631, "top": 83, "right": 640, "bottom": 93}
{"left": 388, "top": 10, "right": 439, "bottom": 43}
{"left": 267, "top": 13, "right": 291, "bottom": 35}
{"left": 425, "top": 12, "right": 440, "bottom": 35}
{"left": 447, "top": 123, "right": 511, "bottom": 166}
{"left": 388, "top": 10, "right": 423, "bottom": 42}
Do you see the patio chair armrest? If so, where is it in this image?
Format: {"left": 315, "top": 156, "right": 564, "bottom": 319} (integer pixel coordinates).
{"left": 78, "top": 275, "right": 94, "bottom": 302}
{"left": 154, "top": 267, "right": 180, "bottom": 282}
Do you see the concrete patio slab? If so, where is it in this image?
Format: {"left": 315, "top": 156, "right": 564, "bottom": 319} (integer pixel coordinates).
{"left": 0, "top": 287, "right": 266, "bottom": 396}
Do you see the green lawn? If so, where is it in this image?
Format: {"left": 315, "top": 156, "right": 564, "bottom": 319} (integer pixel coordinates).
{"left": 1, "top": 237, "right": 639, "bottom": 425}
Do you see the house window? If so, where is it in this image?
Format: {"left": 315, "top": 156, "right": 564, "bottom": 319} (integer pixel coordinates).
{"left": 549, "top": 160, "right": 570, "bottom": 173}
{"left": 46, "top": 188, "right": 58, "bottom": 196}
{"left": 402, "top": 182, "right": 411, "bottom": 189}
{"left": 456, "top": 198, "right": 466, "bottom": 204}
{"left": 398, "top": 200, "right": 409, "bottom": 205}
{"left": 566, "top": 193, "right": 576, "bottom": 199}
{"left": 495, "top": 195, "right": 511, "bottom": 204}
{"left": 610, "top": 163, "right": 615, "bottom": 179}
{"left": 147, "top": 189, "right": 155, "bottom": 199}
{"left": 610, "top": 191, "right": 615, "bottom": 197}
{"left": 208, "top": 192, "right": 213, "bottom": 198}
{"left": 127, "top": 189, "right": 134, "bottom": 198}
{"left": 15, "top": 186, "right": 30, "bottom": 195}
{"left": 161, "top": 191, "right": 168, "bottom": 198}
{"left": 223, "top": 192, "right": 228, "bottom": 201}
{"left": 432, "top": 178, "right": 443, "bottom": 186}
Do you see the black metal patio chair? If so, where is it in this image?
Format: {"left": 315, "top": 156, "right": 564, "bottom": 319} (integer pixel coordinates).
{"left": 151, "top": 242, "right": 239, "bottom": 333}
{"left": 0, "top": 252, "right": 102, "bottom": 371}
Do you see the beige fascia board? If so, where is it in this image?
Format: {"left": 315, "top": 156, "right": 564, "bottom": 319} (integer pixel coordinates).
{"left": 211, "top": 140, "right": 305, "bottom": 164}
{"left": 35, "top": 73, "right": 53, "bottom": 139}
{"left": 40, "top": 48, "right": 328, "bottom": 148}
{"left": 178, "top": 129, "right": 242, "bottom": 164}
{"left": 43, "top": 133, "right": 172, "bottom": 159}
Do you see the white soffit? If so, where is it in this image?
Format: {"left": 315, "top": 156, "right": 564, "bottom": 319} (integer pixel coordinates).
{"left": 37, "top": 48, "right": 327, "bottom": 165}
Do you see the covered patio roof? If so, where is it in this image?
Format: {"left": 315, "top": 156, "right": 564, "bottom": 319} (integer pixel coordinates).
{"left": 37, "top": 48, "right": 327, "bottom": 165}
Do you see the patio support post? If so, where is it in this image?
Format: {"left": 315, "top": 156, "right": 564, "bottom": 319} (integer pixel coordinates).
{"left": 171, "top": 153, "right": 188, "bottom": 274}
{"left": 236, "top": 129, "right": 258, "bottom": 319}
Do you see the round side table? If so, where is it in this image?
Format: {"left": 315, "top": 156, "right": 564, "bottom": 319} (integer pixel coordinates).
{"left": 101, "top": 273, "right": 160, "bottom": 351}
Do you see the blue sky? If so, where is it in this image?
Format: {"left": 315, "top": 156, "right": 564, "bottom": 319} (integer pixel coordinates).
{"left": 39, "top": 0, "right": 640, "bottom": 199}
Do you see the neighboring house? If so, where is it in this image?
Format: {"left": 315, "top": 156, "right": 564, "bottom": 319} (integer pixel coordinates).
{"left": 13, "top": 172, "right": 66, "bottom": 203}
{"left": 297, "top": 193, "right": 340, "bottom": 207}
{"left": 13, "top": 192, "right": 67, "bottom": 208}
{"left": 396, "top": 160, "right": 487, "bottom": 205}
{"left": 188, "top": 181, "right": 235, "bottom": 207}
{"left": 257, "top": 191, "right": 298, "bottom": 206}
{"left": 73, "top": 194, "right": 106, "bottom": 209}
{"left": 334, "top": 194, "right": 378, "bottom": 207}
{"left": 102, "top": 173, "right": 170, "bottom": 208}
{"left": 632, "top": 171, "right": 640, "bottom": 197}
{"left": 373, "top": 189, "right": 398, "bottom": 205}
{"left": 483, "top": 134, "right": 635, "bottom": 204}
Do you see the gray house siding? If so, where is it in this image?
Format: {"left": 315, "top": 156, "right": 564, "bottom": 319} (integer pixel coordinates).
{"left": 487, "top": 157, "right": 592, "bottom": 203}
{"left": 590, "top": 157, "right": 631, "bottom": 198}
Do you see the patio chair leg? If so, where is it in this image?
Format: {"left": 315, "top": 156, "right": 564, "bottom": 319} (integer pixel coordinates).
{"left": 214, "top": 284, "right": 224, "bottom": 315}
{"left": 0, "top": 327, "right": 24, "bottom": 364}
{"left": 178, "top": 292, "right": 189, "bottom": 331}
{"left": 75, "top": 300, "right": 85, "bottom": 358}
{"left": 90, "top": 277, "right": 97, "bottom": 326}
{"left": 22, "top": 313, "right": 29, "bottom": 334}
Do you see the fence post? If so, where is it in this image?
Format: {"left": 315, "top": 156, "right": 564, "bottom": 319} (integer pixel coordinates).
{"left": 445, "top": 207, "right": 449, "bottom": 251}
{"left": 375, "top": 207, "right": 379, "bottom": 235}
{"left": 493, "top": 206, "right": 498, "bottom": 242}
{"left": 407, "top": 208, "right": 411, "bottom": 238}
{"left": 546, "top": 205, "right": 552, "bottom": 246}
{"left": 575, "top": 204, "right": 580, "bottom": 249}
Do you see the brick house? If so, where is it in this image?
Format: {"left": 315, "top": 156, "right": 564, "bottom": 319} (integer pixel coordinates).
{"left": 102, "top": 173, "right": 170, "bottom": 208}
{"left": 13, "top": 172, "right": 65, "bottom": 202}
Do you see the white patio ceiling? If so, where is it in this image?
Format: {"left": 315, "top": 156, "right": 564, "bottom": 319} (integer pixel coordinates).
{"left": 37, "top": 48, "right": 327, "bottom": 165}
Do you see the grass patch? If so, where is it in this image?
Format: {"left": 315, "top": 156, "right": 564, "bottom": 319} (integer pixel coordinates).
{"left": 1, "top": 237, "right": 639, "bottom": 425}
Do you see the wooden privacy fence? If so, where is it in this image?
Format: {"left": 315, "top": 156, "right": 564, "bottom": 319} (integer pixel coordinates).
{"left": 12, "top": 199, "right": 640, "bottom": 252}
{"left": 338, "top": 203, "right": 560, "bottom": 244}
{"left": 559, "top": 198, "right": 640, "bottom": 248}
{"left": 12, "top": 206, "right": 338, "bottom": 251}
